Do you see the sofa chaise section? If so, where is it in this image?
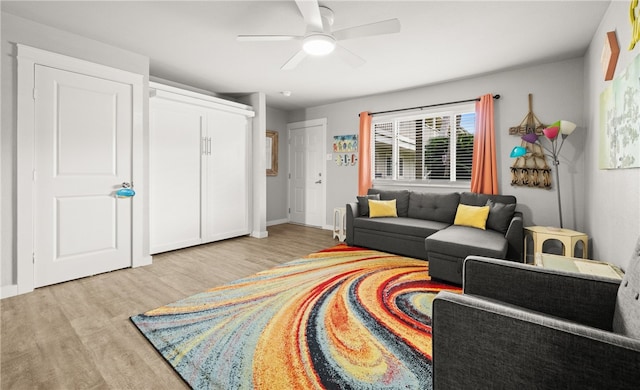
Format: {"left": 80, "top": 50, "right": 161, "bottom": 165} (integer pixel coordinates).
{"left": 426, "top": 192, "right": 523, "bottom": 284}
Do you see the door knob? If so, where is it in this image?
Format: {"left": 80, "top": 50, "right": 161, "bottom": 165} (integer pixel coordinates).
{"left": 315, "top": 180, "right": 322, "bottom": 184}
{"left": 116, "top": 182, "right": 136, "bottom": 198}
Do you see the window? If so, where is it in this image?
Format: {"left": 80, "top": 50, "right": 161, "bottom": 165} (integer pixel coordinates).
{"left": 372, "top": 104, "right": 476, "bottom": 185}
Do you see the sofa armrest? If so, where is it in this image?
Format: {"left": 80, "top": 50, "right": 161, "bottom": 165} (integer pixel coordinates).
{"left": 462, "top": 256, "right": 621, "bottom": 331}
{"left": 345, "top": 202, "right": 359, "bottom": 246}
{"left": 432, "top": 291, "right": 640, "bottom": 390}
{"left": 504, "top": 211, "right": 523, "bottom": 261}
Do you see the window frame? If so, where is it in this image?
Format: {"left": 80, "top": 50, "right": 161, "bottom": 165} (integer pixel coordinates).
{"left": 370, "top": 103, "right": 476, "bottom": 189}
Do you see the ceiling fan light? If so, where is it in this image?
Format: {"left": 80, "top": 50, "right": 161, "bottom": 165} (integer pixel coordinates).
{"left": 303, "top": 34, "right": 336, "bottom": 56}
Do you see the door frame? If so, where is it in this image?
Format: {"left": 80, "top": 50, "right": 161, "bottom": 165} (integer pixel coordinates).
{"left": 286, "top": 118, "right": 327, "bottom": 227}
{"left": 16, "top": 44, "right": 147, "bottom": 295}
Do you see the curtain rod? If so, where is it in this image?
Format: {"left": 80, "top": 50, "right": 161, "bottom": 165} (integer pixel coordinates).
{"left": 360, "top": 94, "right": 500, "bottom": 117}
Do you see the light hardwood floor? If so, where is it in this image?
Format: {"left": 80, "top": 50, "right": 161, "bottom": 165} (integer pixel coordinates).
{"left": 1, "top": 224, "right": 337, "bottom": 389}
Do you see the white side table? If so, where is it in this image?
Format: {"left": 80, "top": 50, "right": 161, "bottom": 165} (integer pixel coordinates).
{"left": 524, "top": 226, "right": 588, "bottom": 263}
{"left": 333, "top": 207, "right": 346, "bottom": 242}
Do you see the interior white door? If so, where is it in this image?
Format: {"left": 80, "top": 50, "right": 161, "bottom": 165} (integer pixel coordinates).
{"left": 289, "top": 123, "right": 324, "bottom": 227}
{"left": 33, "top": 65, "right": 133, "bottom": 287}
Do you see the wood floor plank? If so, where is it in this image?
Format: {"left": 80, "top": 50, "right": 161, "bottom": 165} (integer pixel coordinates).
{"left": 1, "top": 224, "right": 337, "bottom": 389}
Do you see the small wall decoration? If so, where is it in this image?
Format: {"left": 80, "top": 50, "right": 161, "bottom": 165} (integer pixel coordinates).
{"left": 333, "top": 134, "right": 358, "bottom": 166}
{"left": 599, "top": 53, "right": 640, "bottom": 169}
{"left": 333, "top": 135, "right": 357, "bottom": 153}
{"left": 601, "top": 31, "right": 620, "bottom": 81}
{"left": 266, "top": 130, "right": 278, "bottom": 176}
{"left": 629, "top": 0, "right": 640, "bottom": 50}
{"left": 335, "top": 153, "right": 358, "bottom": 166}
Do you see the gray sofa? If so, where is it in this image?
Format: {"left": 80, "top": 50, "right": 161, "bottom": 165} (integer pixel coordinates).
{"left": 432, "top": 236, "right": 640, "bottom": 388}
{"left": 345, "top": 189, "right": 523, "bottom": 284}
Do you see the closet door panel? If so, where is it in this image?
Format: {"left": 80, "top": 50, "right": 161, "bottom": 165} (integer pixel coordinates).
{"left": 203, "top": 110, "right": 250, "bottom": 242}
{"left": 150, "top": 100, "right": 205, "bottom": 253}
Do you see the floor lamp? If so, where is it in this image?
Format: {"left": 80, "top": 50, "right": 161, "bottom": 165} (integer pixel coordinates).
{"left": 510, "top": 120, "right": 577, "bottom": 228}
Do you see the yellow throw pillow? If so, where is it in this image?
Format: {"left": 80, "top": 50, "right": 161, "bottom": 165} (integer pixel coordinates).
{"left": 453, "top": 204, "right": 490, "bottom": 230}
{"left": 368, "top": 199, "right": 398, "bottom": 218}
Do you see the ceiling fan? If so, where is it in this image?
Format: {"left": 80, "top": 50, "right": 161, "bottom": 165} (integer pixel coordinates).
{"left": 237, "top": 0, "right": 401, "bottom": 70}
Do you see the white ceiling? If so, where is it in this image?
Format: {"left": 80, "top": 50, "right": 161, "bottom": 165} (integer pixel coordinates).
{"left": 2, "top": 1, "right": 611, "bottom": 110}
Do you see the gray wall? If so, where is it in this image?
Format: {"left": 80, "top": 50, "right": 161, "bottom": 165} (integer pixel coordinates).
{"left": 584, "top": 2, "right": 640, "bottom": 270}
{"left": 266, "top": 106, "right": 289, "bottom": 225}
{"left": 288, "top": 58, "right": 586, "bottom": 234}
{"left": 1, "top": 13, "right": 150, "bottom": 288}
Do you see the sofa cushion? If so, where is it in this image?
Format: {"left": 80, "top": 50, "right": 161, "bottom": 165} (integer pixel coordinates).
{"left": 426, "top": 225, "right": 508, "bottom": 259}
{"left": 407, "top": 192, "right": 460, "bottom": 223}
{"left": 369, "top": 199, "right": 398, "bottom": 218}
{"left": 356, "top": 193, "right": 380, "bottom": 217}
{"left": 613, "top": 235, "right": 640, "bottom": 340}
{"left": 353, "top": 216, "right": 448, "bottom": 238}
{"left": 454, "top": 204, "right": 490, "bottom": 230}
{"left": 368, "top": 189, "right": 410, "bottom": 217}
{"left": 460, "top": 192, "right": 516, "bottom": 207}
{"left": 486, "top": 199, "right": 517, "bottom": 234}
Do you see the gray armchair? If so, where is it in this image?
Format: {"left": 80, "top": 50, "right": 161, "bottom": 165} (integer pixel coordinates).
{"left": 432, "top": 237, "right": 640, "bottom": 389}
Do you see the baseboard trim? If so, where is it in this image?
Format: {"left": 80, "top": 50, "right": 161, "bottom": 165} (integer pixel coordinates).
{"left": 1, "top": 284, "right": 18, "bottom": 299}
{"left": 267, "top": 218, "right": 289, "bottom": 227}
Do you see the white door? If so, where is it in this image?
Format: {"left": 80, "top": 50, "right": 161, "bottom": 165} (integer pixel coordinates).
{"left": 204, "top": 110, "right": 250, "bottom": 241}
{"left": 288, "top": 121, "right": 325, "bottom": 227}
{"left": 33, "top": 65, "right": 133, "bottom": 287}
{"left": 149, "top": 100, "right": 205, "bottom": 254}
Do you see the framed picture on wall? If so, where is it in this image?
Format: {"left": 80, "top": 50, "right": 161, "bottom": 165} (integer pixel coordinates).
{"left": 266, "top": 130, "right": 278, "bottom": 176}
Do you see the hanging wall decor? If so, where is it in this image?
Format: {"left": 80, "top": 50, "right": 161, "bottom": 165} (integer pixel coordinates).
{"left": 333, "top": 134, "right": 357, "bottom": 152}
{"left": 266, "top": 130, "right": 278, "bottom": 176}
{"left": 599, "top": 53, "right": 640, "bottom": 169}
{"left": 509, "top": 93, "right": 552, "bottom": 188}
{"left": 601, "top": 31, "right": 620, "bottom": 81}
{"left": 333, "top": 135, "right": 358, "bottom": 166}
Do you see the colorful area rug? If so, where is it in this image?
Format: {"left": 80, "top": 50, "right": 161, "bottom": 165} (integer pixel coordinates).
{"left": 131, "top": 245, "right": 460, "bottom": 389}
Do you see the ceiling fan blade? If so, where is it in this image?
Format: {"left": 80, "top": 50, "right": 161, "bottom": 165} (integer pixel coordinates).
{"left": 237, "top": 35, "right": 301, "bottom": 42}
{"left": 281, "top": 50, "right": 307, "bottom": 70}
{"left": 294, "top": 0, "right": 323, "bottom": 32}
{"left": 333, "top": 19, "right": 401, "bottom": 41}
{"left": 335, "top": 45, "right": 366, "bottom": 68}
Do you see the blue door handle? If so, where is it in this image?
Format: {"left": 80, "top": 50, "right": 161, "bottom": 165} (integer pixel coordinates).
{"left": 116, "top": 182, "right": 135, "bottom": 198}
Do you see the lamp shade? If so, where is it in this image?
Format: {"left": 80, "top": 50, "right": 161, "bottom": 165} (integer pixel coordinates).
{"left": 521, "top": 132, "right": 539, "bottom": 144}
{"left": 510, "top": 145, "right": 527, "bottom": 158}
{"left": 542, "top": 126, "right": 560, "bottom": 140}
{"left": 559, "top": 120, "right": 577, "bottom": 135}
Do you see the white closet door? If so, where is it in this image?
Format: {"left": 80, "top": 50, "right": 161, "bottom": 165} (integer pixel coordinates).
{"left": 33, "top": 65, "right": 132, "bottom": 287}
{"left": 149, "top": 100, "right": 205, "bottom": 253}
{"left": 203, "top": 110, "right": 250, "bottom": 242}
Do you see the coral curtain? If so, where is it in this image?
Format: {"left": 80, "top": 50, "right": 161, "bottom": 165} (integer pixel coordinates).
{"left": 358, "top": 112, "right": 372, "bottom": 195}
{"left": 470, "top": 94, "right": 498, "bottom": 194}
